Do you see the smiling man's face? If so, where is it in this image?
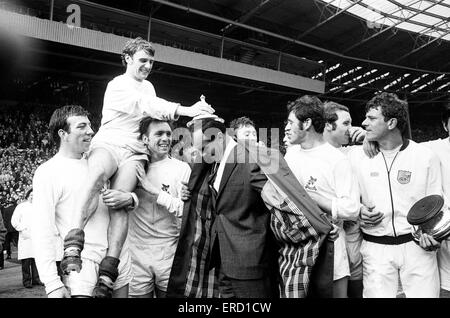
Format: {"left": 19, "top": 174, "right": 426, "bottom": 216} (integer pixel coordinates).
{"left": 125, "top": 49, "right": 154, "bottom": 82}
{"left": 63, "top": 115, "right": 93, "bottom": 155}
{"left": 143, "top": 121, "right": 173, "bottom": 160}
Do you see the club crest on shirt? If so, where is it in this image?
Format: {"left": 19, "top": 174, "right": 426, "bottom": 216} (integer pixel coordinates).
{"left": 305, "top": 176, "right": 317, "bottom": 191}
{"left": 161, "top": 184, "right": 170, "bottom": 193}
{"left": 397, "top": 170, "right": 412, "bottom": 184}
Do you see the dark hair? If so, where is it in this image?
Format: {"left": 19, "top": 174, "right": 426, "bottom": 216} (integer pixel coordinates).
{"left": 49, "top": 105, "right": 90, "bottom": 148}
{"left": 323, "top": 101, "right": 350, "bottom": 130}
{"left": 189, "top": 117, "right": 226, "bottom": 145}
{"left": 121, "top": 37, "right": 155, "bottom": 66}
{"left": 287, "top": 95, "right": 325, "bottom": 133}
{"left": 365, "top": 92, "right": 408, "bottom": 133}
{"left": 139, "top": 116, "right": 173, "bottom": 139}
{"left": 229, "top": 116, "right": 256, "bottom": 131}
{"left": 442, "top": 102, "right": 450, "bottom": 126}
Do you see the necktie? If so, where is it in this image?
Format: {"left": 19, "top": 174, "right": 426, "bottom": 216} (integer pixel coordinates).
{"left": 208, "top": 162, "right": 219, "bottom": 197}
{"left": 209, "top": 162, "right": 219, "bottom": 185}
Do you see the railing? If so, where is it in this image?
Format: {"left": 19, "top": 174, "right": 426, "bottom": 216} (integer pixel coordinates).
{"left": 2, "top": 0, "right": 324, "bottom": 79}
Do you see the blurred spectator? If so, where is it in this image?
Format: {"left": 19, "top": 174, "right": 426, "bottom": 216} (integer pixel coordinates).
{"left": 2, "top": 201, "right": 18, "bottom": 259}
{"left": 0, "top": 209, "right": 6, "bottom": 270}
{"left": 411, "top": 125, "right": 447, "bottom": 143}
{"left": 12, "top": 188, "right": 43, "bottom": 288}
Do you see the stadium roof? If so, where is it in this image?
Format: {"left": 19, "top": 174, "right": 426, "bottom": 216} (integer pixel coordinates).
{"left": 320, "top": 0, "right": 450, "bottom": 42}
{"left": 143, "top": 0, "right": 450, "bottom": 105}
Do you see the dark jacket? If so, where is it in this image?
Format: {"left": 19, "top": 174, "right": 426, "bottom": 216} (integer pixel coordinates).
{"left": 2, "top": 204, "right": 17, "bottom": 233}
{"left": 209, "top": 143, "right": 277, "bottom": 280}
{"left": 0, "top": 211, "right": 7, "bottom": 249}
{"left": 168, "top": 142, "right": 333, "bottom": 297}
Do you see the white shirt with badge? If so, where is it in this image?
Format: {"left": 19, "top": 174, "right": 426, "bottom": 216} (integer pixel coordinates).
{"left": 285, "top": 142, "right": 360, "bottom": 280}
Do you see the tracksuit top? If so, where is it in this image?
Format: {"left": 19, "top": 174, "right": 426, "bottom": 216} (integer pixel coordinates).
{"left": 349, "top": 139, "right": 443, "bottom": 237}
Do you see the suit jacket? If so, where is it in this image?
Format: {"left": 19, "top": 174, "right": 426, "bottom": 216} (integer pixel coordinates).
{"left": 167, "top": 141, "right": 333, "bottom": 298}
{"left": 209, "top": 142, "right": 277, "bottom": 280}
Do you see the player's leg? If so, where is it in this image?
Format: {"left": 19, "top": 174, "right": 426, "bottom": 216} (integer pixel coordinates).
{"left": 333, "top": 230, "right": 350, "bottom": 298}
{"left": 61, "top": 148, "right": 118, "bottom": 274}
{"left": 154, "top": 241, "right": 177, "bottom": 298}
{"left": 112, "top": 284, "right": 129, "bottom": 298}
{"left": 438, "top": 240, "right": 450, "bottom": 298}
{"left": 63, "top": 258, "right": 98, "bottom": 298}
{"left": 92, "top": 160, "right": 143, "bottom": 298}
{"left": 400, "top": 241, "right": 439, "bottom": 298}
{"left": 128, "top": 245, "right": 154, "bottom": 298}
{"left": 344, "top": 221, "right": 363, "bottom": 298}
{"left": 112, "top": 250, "right": 133, "bottom": 298}
{"left": 361, "top": 241, "right": 398, "bottom": 298}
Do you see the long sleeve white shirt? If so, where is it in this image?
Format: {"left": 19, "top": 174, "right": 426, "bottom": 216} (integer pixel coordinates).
{"left": 285, "top": 142, "right": 360, "bottom": 280}
{"left": 31, "top": 153, "right": 109, "bottom": 294}
{"left": 93, "top": 74, "right": 180, "bottom": 154}
{"left": 285, "top": 143, "right": 361, "bottom": 222}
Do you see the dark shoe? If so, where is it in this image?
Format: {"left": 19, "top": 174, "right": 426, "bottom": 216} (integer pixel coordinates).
{"left": 92, "top": 277, "right": 113, "bottom": 298}
{"left": 32, "top": 280, "right": 44, "bottom": 286}
{"left": 24, "top": 283, "right": 32, "bottom": 289}
{"left": 0, "top": 267, "right": 4, "bottom": 270}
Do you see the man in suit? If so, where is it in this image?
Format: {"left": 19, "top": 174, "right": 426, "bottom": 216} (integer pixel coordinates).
{"left": 168, "top": 115, "right": 334, "bottom": 298}
{"left": 193, "top": 116, "right": 278, "bottom": 297}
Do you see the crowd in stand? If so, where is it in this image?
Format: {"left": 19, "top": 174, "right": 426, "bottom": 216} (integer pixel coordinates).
{"left": 411, "top": 125, "right": 447, "bottom": 143}
{"left": 0, "top": 104, "right": 57, "bottom": 208}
